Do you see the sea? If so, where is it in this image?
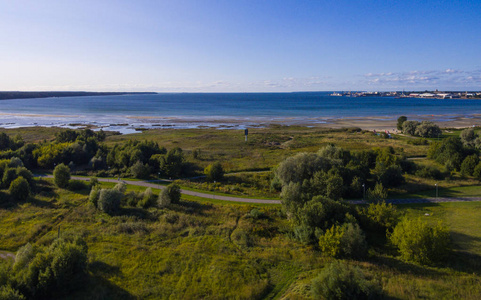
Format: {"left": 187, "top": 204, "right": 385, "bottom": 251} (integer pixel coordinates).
{"left": 0, "top": 92, "right": 480, "bottom": 134}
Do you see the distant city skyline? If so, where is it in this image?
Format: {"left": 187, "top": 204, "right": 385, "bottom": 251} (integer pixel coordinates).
{"left": 1, "top": 0, "right": 480, "bottom": 92}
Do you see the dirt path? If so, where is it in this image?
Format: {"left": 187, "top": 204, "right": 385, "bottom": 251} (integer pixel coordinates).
{"left": 0, "top": 251, "right": 15, "bottom": 260}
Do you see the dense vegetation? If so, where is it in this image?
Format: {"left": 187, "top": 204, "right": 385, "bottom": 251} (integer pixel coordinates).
{"left": 0, "top": 124, "right": 480, "bottom": 299}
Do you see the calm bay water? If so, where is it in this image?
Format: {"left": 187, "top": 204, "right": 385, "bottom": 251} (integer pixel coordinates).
{"left": 0, "top": 92, "right": 480, "bottom": 133}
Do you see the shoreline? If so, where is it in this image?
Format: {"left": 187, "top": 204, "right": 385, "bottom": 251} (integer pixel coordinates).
{"left": 0, "top": 112, "right": 480, "bottom": 134}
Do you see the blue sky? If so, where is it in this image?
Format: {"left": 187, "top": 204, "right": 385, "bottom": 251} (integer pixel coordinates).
{"left": 1, "top": 0, "right": 480, "bottom": 92}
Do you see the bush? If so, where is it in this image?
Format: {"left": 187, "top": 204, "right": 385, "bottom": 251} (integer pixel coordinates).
{"left": 402, "top": 120, "right": 420, "bottom": 136}
{"left": 311, "top": 261, "right": 382, "bottom": 300}
{"left": 89, "top": 188, "right": 100, "bottom": 207}
{"left": 8, "top": 157, "right": 24, "bottom": 168}
{"left": 414, "top": 121, "right": 442, "bottom": 138}
{"left": 415, "top": 165, "right": 445, "bottom": 180}
{"left": 390, "top": 217, "right": 451, "bottom": 265}
{"left": 67, "top": 180, "right": 89, "bottom": 191}
{"left": 367, "top": 182, "right": 387, "bottom": 203}
{"left": 374, "top": 164, "right": 404, "bottom": 187}
{"left": 158, "top": 184, "right": 181, "bottom": 206}
{"left": 113, "top": 182, "right": 126, "bottom": 193}
{"left": 2, "top": 168, "right": 17, "bottom": 189}
{"left": 98, "top": 189, "right": 122, "bottom": 214}
{"left": 158, "top": 189, "right": 171, "bottom": 207}
{"left": 363, "top": 201, "right": 400, "bottom": 233}
{"left": 318, "top": 222, "right": 367, "bottom": 259}
{"left": 397, "top": 116, "right": 407, "bottom": 130}
{"left": 130, "top": 160, "right": 150, "bottom": 179}
{"left": 10, "top": 238, "right": 88, "bottom": 299}
{"left": 138, "top": 187, "right": 156, "bottom": 209}
{"left": 9, "top": 177, "right": 30, "bottom": 202}
{"left": 474, "top": 162, "right": 481, "bottom": 180}
{"left": 0, "top": 285, "right": 25, "bottom": 300}
{"left": 460, "top": 154, "right": 479, "bottom": 176}
{"left": 53, "top": 163, "right": 71, "bottom": 188}
{"left": 204, "top": 162, "right": 224, "bottom": 182}
{"left": 460, "top": 128, "right": 478, "bottom": 147}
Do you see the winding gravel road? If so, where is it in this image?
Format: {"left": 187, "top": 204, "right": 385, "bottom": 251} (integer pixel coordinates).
{"left": 39, "top": 175, "right": 481, "bottom": 205}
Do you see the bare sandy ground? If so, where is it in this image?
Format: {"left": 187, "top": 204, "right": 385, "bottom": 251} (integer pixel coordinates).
{"left": 316, "top": 114, "right": 481, "bottom": 132}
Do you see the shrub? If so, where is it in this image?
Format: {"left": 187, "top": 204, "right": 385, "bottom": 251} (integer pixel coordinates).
{"left": 374, "top": 164, "right": 404, "bottom": 187}
{"left": 11, "top": 238, "right": 88, "bottom": 299}
{"left": 113, "top": 182, "right": 126, "bottom": 193}
{"left": 460, "top": 154, "right": 479, "bottom": 176}
{"left": 363, "top": 201, "right": 400, "bottom": 233}
{"left": 138, "top": 187, "right": 156, "bottom": 209}
{"left": 53, "top": 163, "right": 71, "bottom": 188}
{"left": 460, "top": 128, "right": 478, "bottom": 147}
{"left": 318, "top": 222, "right": 367, "bottom": 259}
{"left": 390, "top": 217, "right": 451, "bottom": 265}
{"left": 67, "top": 180, "right": 89, "bottom": 191}
{"left": 311, "top": 261, "right": 382, "bottom": 300}
{"left": 89, "top": 188, "right": 100, "bottom": 207}
{"left": 415, "top": 165, "right": 444, "bottom": 180}
{"left": 414, "top": 121, "right": 442, "bottom": 138}
{"left": 166, "top": 184, "right": 181, "bottom": 204}
{"left": 98, "top": 189, "right": 122, "bottom": 214}
{"left": 158, "top": 184, "right": 181, "bottom": 207}
{"left": 402, "top": 120, "right": 420, "bottom": 136}
{"left": 130, "top": 160, "right": 150, "bottom": 179}
{"left": 367, "top": 182, "right": 387, "bottom": 203}
{"left": 8, "top": 157, "right": 24, "bottom": 168}
{"left": 397, "top": 116, "right": 407, "bottom": 130}
{"left": 0, "top": 286, "right": 25, "bottom": 300}
{"left": 15, "top": 167, "right": 34, "bottom": 188}
{"left": 204, "top": 162, "right": 224, "bottom": 182}
{"left": 9, "top": 176, "right": 30, "bottom": 202}
{"left": 474, "top": 162, "right": 481, "bottom": 180}
{"left": 2, "top": 168, "right": 17, "bottom": 189}
{"left": 158, "top": 189, "right": 171, "bottom": 207}
{"left": 297, "top": 196, "right": 350, "bottom": 231}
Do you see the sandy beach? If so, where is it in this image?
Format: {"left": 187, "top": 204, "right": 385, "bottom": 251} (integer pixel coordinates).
{"left": 1, "top": 111, "right": 481, "bottom": 133}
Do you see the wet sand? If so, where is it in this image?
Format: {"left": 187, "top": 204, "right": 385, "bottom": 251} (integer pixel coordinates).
{"left": 1, "top": 112, "right": 480, "bottom": 132}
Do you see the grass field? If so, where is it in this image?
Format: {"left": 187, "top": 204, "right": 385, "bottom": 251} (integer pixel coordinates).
{"left": 1, "top": 126, "right": 481, "bottom": 298}
{"left": 1, "top": 178, "right": 481, "bottom": 299}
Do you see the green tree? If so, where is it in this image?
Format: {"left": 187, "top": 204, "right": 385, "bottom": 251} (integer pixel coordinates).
{"left": 89, "top": 187, "right": 100, "bottom": 207}
{"left": 397, "top": 116, "right": 407, "bottom": 130}
{"left": 402, "top": 120, "right": 420, "bottom": 135}
{"left": 460, "top": 154, "right": 479, "bottom": 176}
{"left": 9, "top": 176, "right": 30, "bottom": 202}
{"left": 390, "top": 217, "right": 451, "bottom": 264}
{"left": 414, "top": 121, "right": 442, "bottom": 138}
{"left": 204, "top": 162, "right": 224, "bottom": 182}
{"left": 98, "top": 189, "right": 122, "bottom": 214}
{"left": 367, "top": 182, "right": 388, "bottom": 202}
{"left": 158, "top": 184, "right": 181, "bottom": 207}
{"left": 318, "top": 222, "right": 367, "bottom": 259}
{"left": 130, "top": 160, "right": 150, "bottom": 179}
{"left": 53, "top": 163, "right": 71, "bottom": 188}
{"left": 460, "top": 128, "right": 478, "bottom": 147}
{"left": 159, "top": 147, "right": 184, "bottom": 178}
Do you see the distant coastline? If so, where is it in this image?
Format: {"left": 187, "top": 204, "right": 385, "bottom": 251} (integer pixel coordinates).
{"left": 0, "top": 91, "right": 157, "bottom": 101}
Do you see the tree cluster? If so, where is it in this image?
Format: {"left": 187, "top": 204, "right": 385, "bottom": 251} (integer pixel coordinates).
{"left": 428, "top": 134, "right": 481, "bottom": 176}
{"left": 0, "top": 237, "right": 88, "bottom": 299}
{"left": 402, "top": 120, "right": 442, "bottom": 138}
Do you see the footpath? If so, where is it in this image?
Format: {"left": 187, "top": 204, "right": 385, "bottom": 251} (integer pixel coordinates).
{"left": 39, "top": 175, "right": 481, "bottom": 205}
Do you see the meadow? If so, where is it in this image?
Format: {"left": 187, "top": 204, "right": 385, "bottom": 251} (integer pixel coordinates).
{"left": 1, "top": 125, "right": 481, "bottom": 299}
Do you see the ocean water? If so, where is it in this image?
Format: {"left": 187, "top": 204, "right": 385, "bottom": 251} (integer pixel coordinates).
{"left": 0, "top": 92, "right": 480, "bottom": 133}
